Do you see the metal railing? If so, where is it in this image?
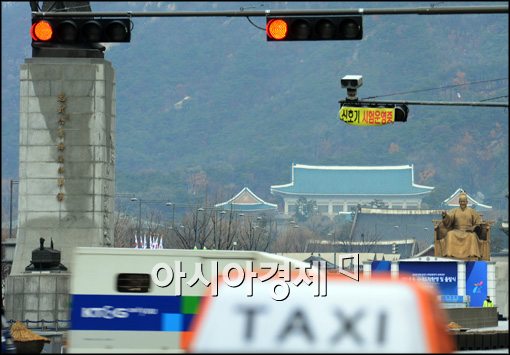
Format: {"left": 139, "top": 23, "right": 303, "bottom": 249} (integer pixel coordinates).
{"left": 7, "top": 319, "right": 71, "bottom": 331}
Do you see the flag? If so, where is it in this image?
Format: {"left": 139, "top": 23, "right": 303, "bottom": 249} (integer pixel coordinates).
{"left": 134, "top": 234, "right": 138, "bottom": 249}
{"left": 149, "top": 235, "right": 153, "bottom": 250}
{"left": 159, "top": 236, "right": 163, "bottom": 249}
{"left": 143, "top": 234, "right": 147, "bottom": 249}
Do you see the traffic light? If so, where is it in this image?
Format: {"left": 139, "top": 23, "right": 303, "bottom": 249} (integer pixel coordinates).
{"left": 266, "top": 16, "right": 362, "bottom": 41}
{"left": 392, "top": 243, "right": 398, "bottom": 254}
{"left": 30, "top": 17, "right": 131, "bottom": 44}
{"left": 394, "top": 104, "right": 409, "bottom": 122}
{"left": 338, "top": 103, "right": 409, "bottom": 126}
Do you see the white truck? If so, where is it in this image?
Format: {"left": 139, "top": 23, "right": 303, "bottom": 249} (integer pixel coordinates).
{"left": 67, "top": 247, "right": 311, "bottom": 353}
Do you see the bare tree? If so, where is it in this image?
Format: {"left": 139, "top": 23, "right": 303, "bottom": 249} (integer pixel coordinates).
{"left": 357, "top": 230, "right": 384, "bottom": 253}
{"left": 144, "top": 210, "right": 164, "bottom": 238}
{"left": 173, "top": 213, "right": 197, "bottom": 249}
{"left": 273, "top": 226, "right": 315, "bottom": 253}
{"left": 172, "top": 206, "right": 215, "bottom": 249}
{"left": 334, "top": 229, "right": 384, "bottom": 254}
{"left": 210, "top": 208, "right": 238, "bottom": 250}
{"left": 238, "top": 217, "right": 271, "bottom": 252}
{"left": 113, "top": 202, "right": 167, "bottom": 249}
{"left": 306, "top": 214, "right": 333, "bottom": 237}
{"left": 113, "top": 209, "right": 137, "bottom": 248}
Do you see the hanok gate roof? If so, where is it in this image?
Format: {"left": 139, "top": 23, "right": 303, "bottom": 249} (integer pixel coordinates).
{"left": 215, "top": 187, "right": 278, "bottom": 213}
{"left": 442, "top": 188, "right": 492, "bottom": 211}
{"left": 270, "top": 164, "right": 434, "bottom": 196}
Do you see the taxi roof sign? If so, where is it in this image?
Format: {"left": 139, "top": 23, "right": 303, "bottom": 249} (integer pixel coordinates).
{"left": 188, "top": 274, "right": 454, "bottom": 353}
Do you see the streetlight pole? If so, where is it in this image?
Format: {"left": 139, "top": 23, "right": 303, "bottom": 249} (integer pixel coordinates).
{"left": 130, "top": 197, "right": 175, "bottom": 239}
{"left": 138, "top": 199, "right": 142, "bottom": 236}
{"left": 328, "top": 229, "right": 337, "bottom": 266}
{"left": 9, "top": 180, "right": 19, "bottom": 239}
{"left": 195, "top": 207, "right": 205, "bottom": 249}
{"left": 166, "top": 202, "right": 175, "bottom": 229}
{"left": 393, "top": 225, "right": 407, "bottom": 257}
{"left": 133, "top": 198, "right": 142, "bottom": 237}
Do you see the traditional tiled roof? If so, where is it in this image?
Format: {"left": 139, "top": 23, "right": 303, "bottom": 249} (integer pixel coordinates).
{"left": 348, "top": 209, "right": 442, "bottom": 249}
{"left": 442, "top": 188, "right": 492, "bottom": 211}
{"left": 270, "top": 164, "right": 434, "bottom": 196}
{"left": 215, "top": 187, "right": 278, "bottom": 213}
{"left": 307, "top": 240, "right": 417, "bottom": 259}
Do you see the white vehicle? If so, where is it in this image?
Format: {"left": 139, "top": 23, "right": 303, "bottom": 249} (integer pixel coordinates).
{"left": 67, "top": 247, "right": 311, "bottom": 353}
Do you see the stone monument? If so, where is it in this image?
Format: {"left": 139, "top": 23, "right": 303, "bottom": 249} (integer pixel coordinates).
{"left": 4, "top": 54, "right": 116, "bottom": 326}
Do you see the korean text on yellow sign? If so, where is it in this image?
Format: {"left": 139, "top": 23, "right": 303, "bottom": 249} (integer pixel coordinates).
{"left": 339, "top": 106, "right": 395, "bottom": 126}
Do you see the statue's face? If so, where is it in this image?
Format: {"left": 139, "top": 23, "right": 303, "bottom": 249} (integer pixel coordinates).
{"left": 459, "top": 196, "right": 468, "bottom": 210}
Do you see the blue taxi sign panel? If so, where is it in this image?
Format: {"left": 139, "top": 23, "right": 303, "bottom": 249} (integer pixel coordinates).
{"left": 339, "top": 106, "right": 395, "bottom": 126}
{"left": 188, "top": 274, "right": 454, "bottom": 353}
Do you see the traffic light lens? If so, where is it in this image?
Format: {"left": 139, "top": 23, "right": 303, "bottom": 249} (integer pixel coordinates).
{"left": 105, "top": 21, "right": 129, "bottom": 41}
{"left": 31, "top": 20, "right": 53, "bottom": 41}
{"left": 340, "top": 19, "right": 361, "bottom": 39}
{"left": 81, "top": 20, "right": 102, "bottom": 42}
{"left": 290, "top": 19, "right": 311, "bottom": 40}
{"left": 316, "top": 19, "right": 335, "bottom": 39}
{"left": 266, "top": 19, "right": 288, "bottom": 40}
{"left": 58, "top": 20, "right": 78, "bottom": 43}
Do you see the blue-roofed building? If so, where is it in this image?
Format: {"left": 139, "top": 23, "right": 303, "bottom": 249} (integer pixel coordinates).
{"left": 270, "top": 164, "right": 434, "bottom": 216}
{"left": 214, "top": 187, "right": 278, "bottom": 214}
{"left": 442, "top": 188, "right": 493, "bottom": 212}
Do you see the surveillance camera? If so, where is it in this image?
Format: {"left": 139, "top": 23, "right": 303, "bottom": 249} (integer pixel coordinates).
{"left": 340, "top": 75, "right": 363, "bottom": 89}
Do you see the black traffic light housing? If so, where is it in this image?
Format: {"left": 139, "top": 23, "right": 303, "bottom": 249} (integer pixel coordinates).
{"left": 394, "top": 104, "right": 409, "bottom": 122}
{"left": 266, "top": 15, "right": 362, "bottom": 41}
{"left": 31, "top": 17, "right": 131, "bottom": 58}
{"left": 31, "top": 17, "right": 131, "bottom": 44}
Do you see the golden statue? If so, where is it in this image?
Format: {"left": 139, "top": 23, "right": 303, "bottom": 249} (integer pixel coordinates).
{"left": 437, "top": 192, "right": 484, "bottom": 260}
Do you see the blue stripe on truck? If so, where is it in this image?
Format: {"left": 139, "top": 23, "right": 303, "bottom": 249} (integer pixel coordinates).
{"left": 71, "top": 294, "right": 195, "bottom": 331}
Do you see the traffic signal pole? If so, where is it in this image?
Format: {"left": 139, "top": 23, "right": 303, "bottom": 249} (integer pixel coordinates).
{"left": 339, "top": 99, "right": 509, "bottom": 108}
{"left": 338, "top": 74, "right": 508, "bottom": 126}
{"left": 32, "top": 5, "right": 508, "bottom": 18}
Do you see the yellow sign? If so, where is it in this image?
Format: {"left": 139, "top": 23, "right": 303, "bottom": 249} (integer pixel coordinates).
{"left": 339, "top": 106, "right": 395, "bottom": 126}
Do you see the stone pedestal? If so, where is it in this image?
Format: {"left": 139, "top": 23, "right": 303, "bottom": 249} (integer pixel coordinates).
{"left": 10, "top": 57, "right": 116, "bottom": 276}
{"left": 4, "top": 273, "right": 70, "bottom": 328}
{"left": 6, "top": 57, "right": 116, "bottom": 325}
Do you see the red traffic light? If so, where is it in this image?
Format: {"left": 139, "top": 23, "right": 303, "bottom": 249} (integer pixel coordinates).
{"left": 266, "top": 16, "right": 362, "bottom": 41}
{"left": 30, "top": 20, "right": 54, "bottom": 41}
{"left": 266, "top": 19, "right": 289, "bottom": 40}
{"left": 30, "top": 18, "right": 131, "bottom": 44}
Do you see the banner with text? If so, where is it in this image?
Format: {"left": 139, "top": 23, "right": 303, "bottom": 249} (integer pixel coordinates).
{"left": 398, "top": 261, "right": 458, "bottom": 295}
{"left": 339, "top": 106, "right": 395, "bottom": 126}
